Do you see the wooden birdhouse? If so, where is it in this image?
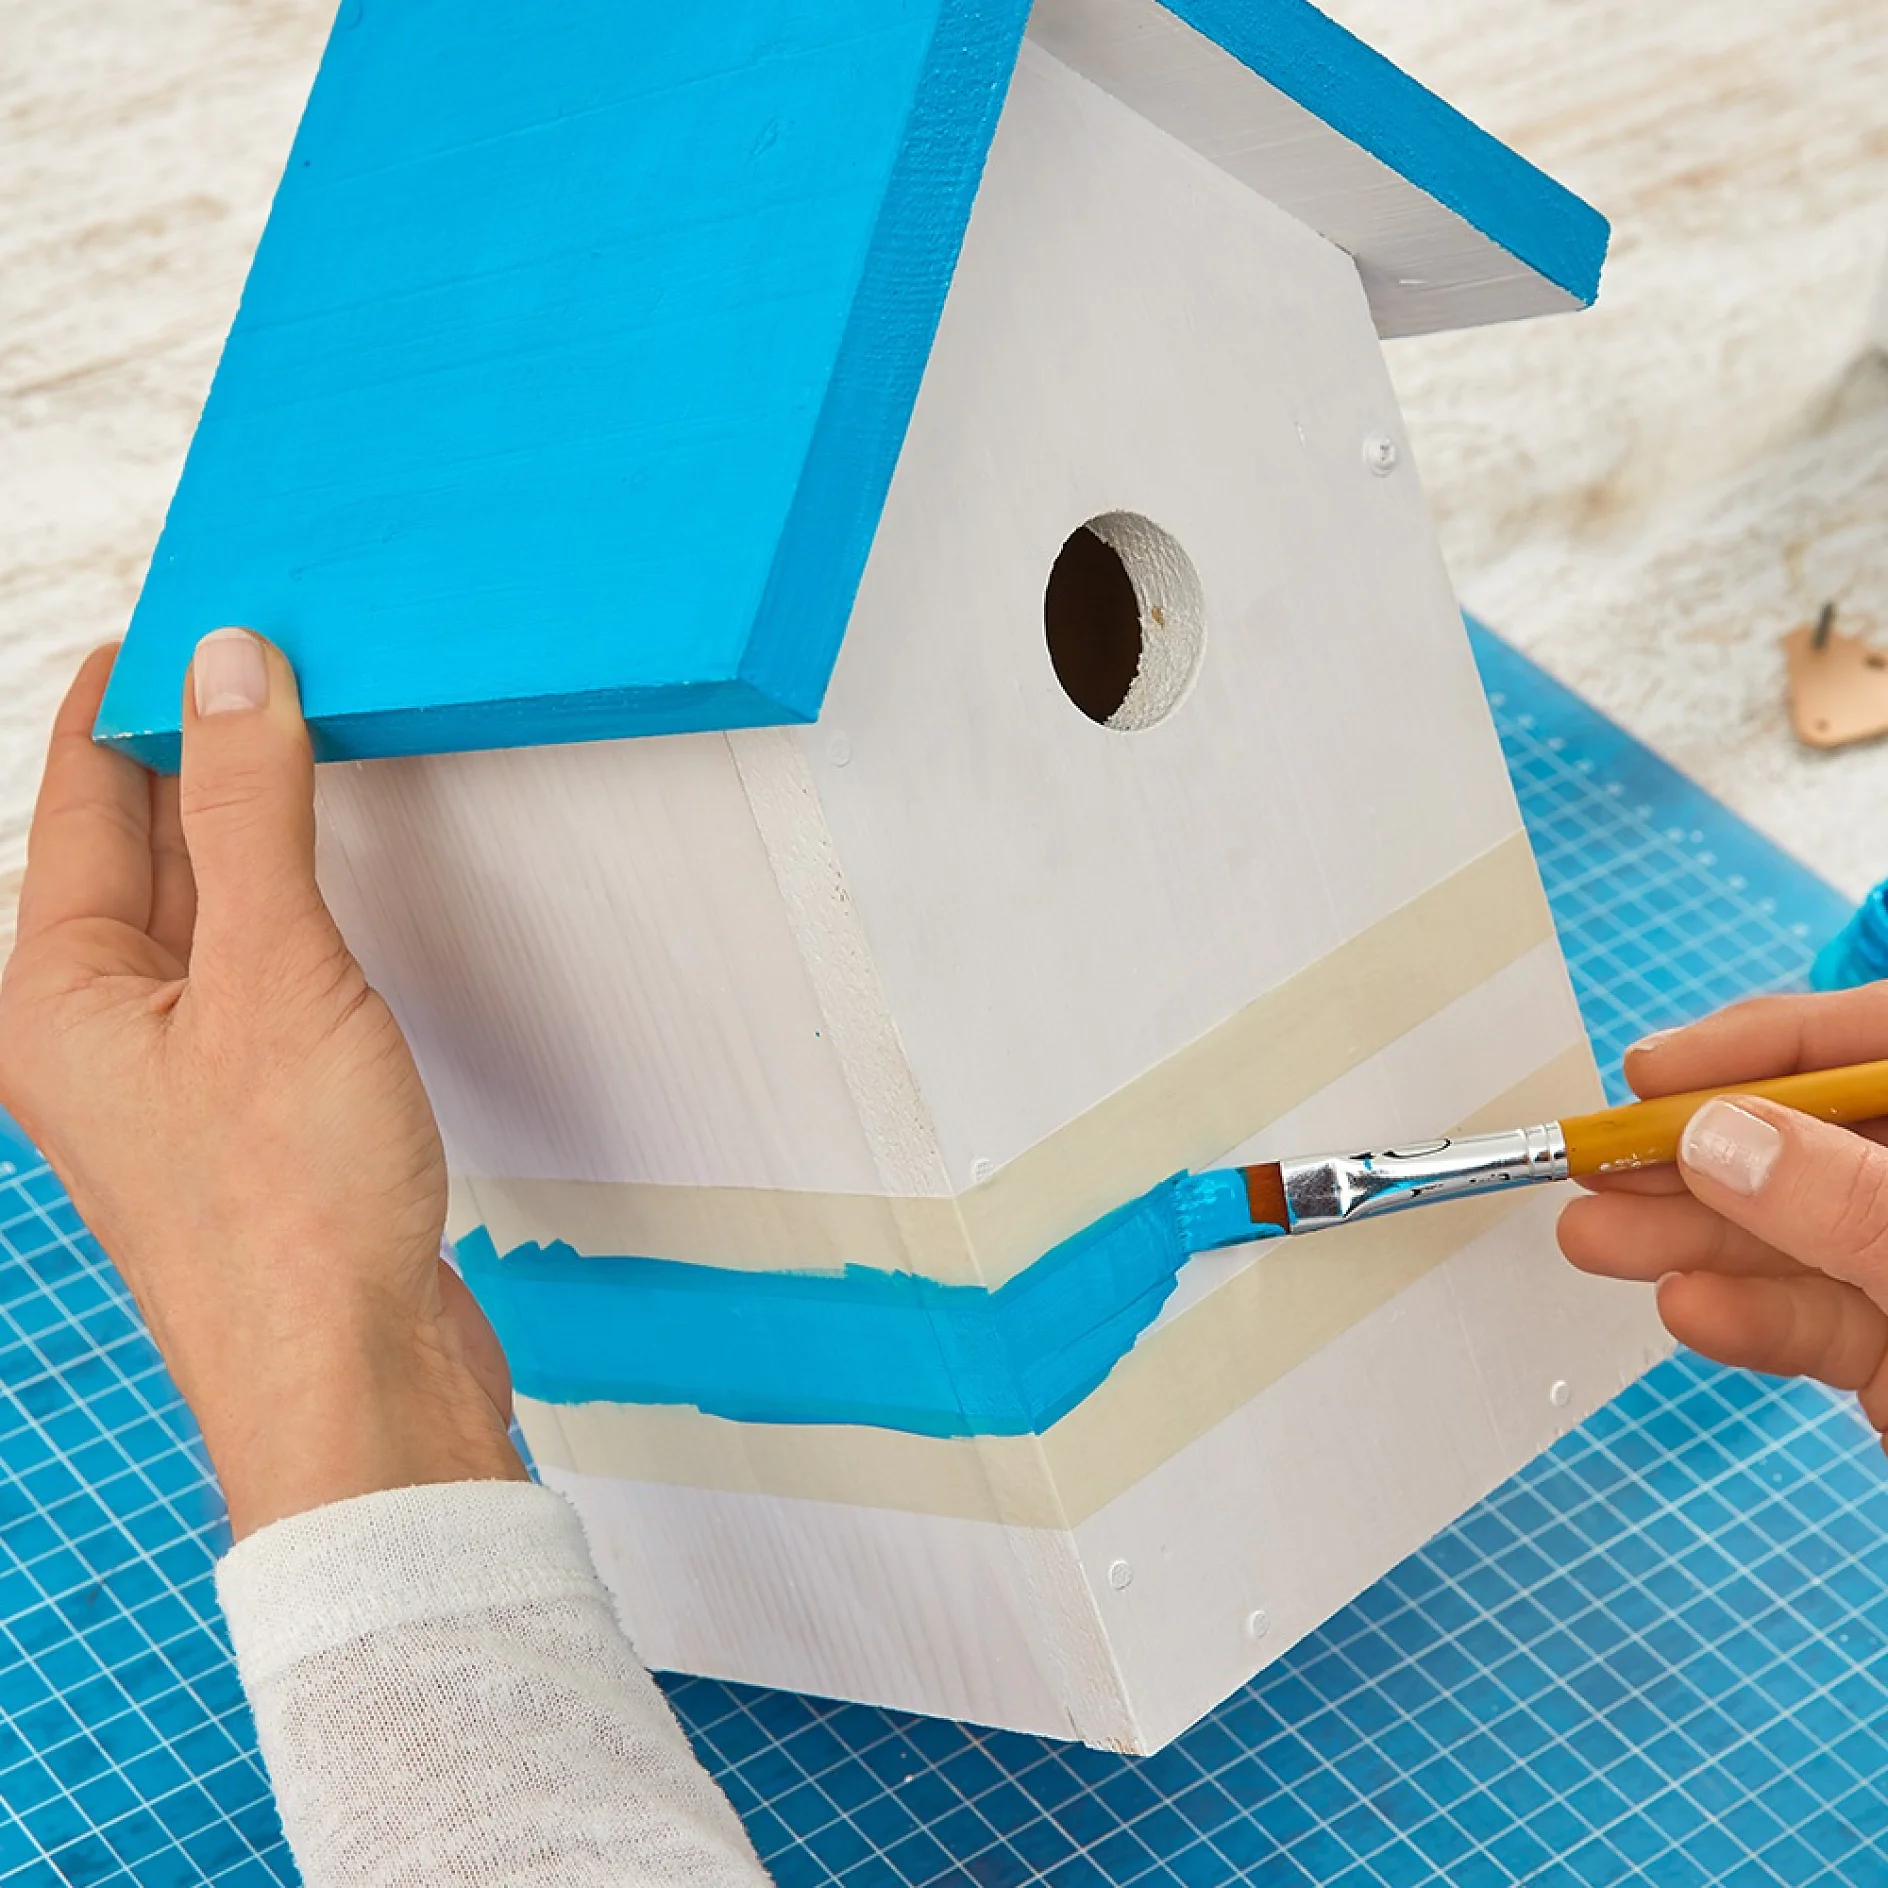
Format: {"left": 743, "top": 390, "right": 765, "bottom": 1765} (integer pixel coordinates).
{"left": 102, "top": 0, "right": 1665, "bottom": 1751}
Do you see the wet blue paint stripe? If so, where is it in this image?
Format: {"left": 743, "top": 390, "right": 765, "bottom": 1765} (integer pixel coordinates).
{"left": 458, "top": 1176, "right": 1198, "bottom": 1437}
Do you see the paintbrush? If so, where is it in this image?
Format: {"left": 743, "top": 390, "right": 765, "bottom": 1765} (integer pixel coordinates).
{"left": 1173, "top": 1057, "right": 1888, "bottom": 1251}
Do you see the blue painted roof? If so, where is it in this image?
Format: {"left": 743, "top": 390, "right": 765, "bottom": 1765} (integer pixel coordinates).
{"left": 99, "top": 0, "right": 1607, "bottom": 767}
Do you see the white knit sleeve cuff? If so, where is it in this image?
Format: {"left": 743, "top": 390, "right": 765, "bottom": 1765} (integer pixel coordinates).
{"left": 215, "top": 1479, "right": 609, "bottom": 1689}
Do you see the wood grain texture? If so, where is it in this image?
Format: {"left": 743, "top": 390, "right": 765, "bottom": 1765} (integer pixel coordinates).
{"left": 728, "top": 728, "right": 951, "bottom": 1199}
{"left": 313, "top": 732, "right": 895, "bottom": 1193}
{"left": 542, "top": 1457, "right": 1136, "bottom": 1747}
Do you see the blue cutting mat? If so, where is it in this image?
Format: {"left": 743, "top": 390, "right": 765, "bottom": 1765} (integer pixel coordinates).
{"left": 2, "top": 623, "right": 1883, "bottom": 1887}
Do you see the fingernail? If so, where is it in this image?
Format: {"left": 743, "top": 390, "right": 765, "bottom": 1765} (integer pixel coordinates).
{"left": 193, "top": 628, "right": 268, "bottom": 717}
{"left": 1629, "top": 1028, "right": 1680, "bottom": 1056}
{"left": 1680, "top": 1099, "right": 1782, "bottom": 1195}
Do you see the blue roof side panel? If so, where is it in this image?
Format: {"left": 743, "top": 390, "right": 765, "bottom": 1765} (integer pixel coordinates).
{"left": 1165, "top": 0, "right": 1607, "bottom": 306}
{"left": 743, "top": 0, "right": 1034, "bottom": 720}
{"left": 98, "top": 0, "right": 1029, "bottom": 767}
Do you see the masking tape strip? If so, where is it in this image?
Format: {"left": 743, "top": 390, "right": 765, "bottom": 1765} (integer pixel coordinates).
{"left": 459, "top": 1177, "right": 976, "bottom": 1283}
{"left": 957, "top": 830, "right": 1552, "bottom": 1282}
{"left": 516, "top": 1043, "right": 1597, "bottom": 1527}
{"left": 459, "top": 831, "right": 1551, "bottom": 1286}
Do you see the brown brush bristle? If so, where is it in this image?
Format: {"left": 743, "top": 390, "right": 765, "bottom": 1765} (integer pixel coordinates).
{"left": 1243, "top": 1161, "right": 1288, "bottom": 1233}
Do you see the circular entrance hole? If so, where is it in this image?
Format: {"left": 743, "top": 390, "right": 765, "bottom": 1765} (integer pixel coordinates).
{"left": 1042, "top": 512, "right": 1204, "bottom": 730}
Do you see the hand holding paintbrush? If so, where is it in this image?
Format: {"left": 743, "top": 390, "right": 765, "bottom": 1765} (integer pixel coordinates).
{"left": 1179, "top": 984, "right": 1888, "bottom": 1447}
{"left": 1559, "top": 990, "right": 1888, "bottom": 1444}
{"left": 1202, "top": 1047, "right": 1888, "bottom": 1240}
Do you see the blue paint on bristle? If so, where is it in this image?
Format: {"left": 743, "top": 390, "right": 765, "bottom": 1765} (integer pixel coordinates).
{"left": 1172, "top": 1166, "right": 1287, "bottom": 1253}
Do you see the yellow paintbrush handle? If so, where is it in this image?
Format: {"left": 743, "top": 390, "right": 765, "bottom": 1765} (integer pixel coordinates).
{"left": 1561, "top": 1057, "right": 1888, "bottom": 1175}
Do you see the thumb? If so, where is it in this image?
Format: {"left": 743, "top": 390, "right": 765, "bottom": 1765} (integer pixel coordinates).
{"left": 1678, "top": 1095, "right": 1888, "bottom": 1302}
{"left": 179, "top": 628, "right": 336, "bottom": 977}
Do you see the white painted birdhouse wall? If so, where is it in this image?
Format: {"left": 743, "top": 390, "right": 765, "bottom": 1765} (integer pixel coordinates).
{"left": 314, "top": 731, "right": 898, "bottom": 1195}
{"left": 309, "top": 35, "right": 1668, "bottom": 1754}
{"left": 797, "top": 42, "right": 1542, "bottom": 1200}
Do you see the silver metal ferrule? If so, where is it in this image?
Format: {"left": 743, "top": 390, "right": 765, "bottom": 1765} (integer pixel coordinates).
{"left": 1280, "top": 1123, "right": 1569, "bottom": 1234}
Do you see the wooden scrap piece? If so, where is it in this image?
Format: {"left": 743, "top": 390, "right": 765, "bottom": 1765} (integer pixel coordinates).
{"left": 1784, "top": 604, "right": 1888, "bottom": 749}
